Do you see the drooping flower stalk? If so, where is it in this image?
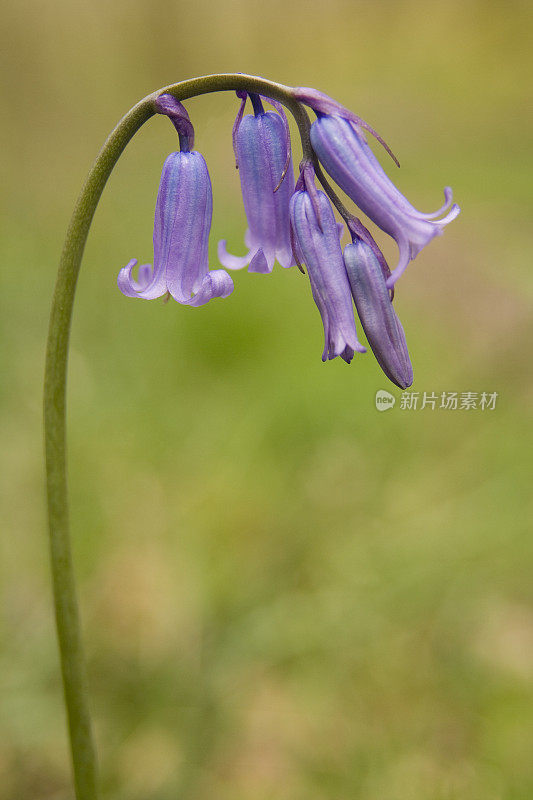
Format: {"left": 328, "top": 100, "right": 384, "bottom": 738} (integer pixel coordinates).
{"left": 44, "top": 73, "right": 458, "bottom": 800}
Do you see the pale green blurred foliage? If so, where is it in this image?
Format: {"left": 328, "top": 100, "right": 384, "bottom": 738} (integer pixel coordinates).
{"left": 1, "top": 0, "right": 533, "bottom": 798}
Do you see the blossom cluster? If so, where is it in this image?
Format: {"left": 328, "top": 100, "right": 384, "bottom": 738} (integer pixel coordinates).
{"left": 118, "top": 88, "right": 459, "bottom": 388}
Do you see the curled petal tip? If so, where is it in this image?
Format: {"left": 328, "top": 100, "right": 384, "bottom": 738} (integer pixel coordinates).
{"left": 441, "top": 203, "right": 461, "bottom": 224}
{"left": 118, "top": 258, "right": 166, "bottom": 300}
{"left": 217, "top": 239, "right": 251, "bottom": 270}
{"left": 173, "top": 270, "right": 234, "bottom": 307}
{"left": 385, "top": 246, "right": 410, "bottom": 289}
{"left": 417, "top": 186, "right": 457, "bottom": 220}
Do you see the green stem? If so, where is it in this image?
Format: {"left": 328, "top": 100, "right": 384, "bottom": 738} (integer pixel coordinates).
{"left": 43, "top": 73, "right": 313, "bottom": 800}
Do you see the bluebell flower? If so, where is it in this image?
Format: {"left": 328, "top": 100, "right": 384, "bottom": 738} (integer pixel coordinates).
{"left": 218, "top": 92, "right": 295, "bottom": 273}
{"left": 295, "top": 87, "right": 460, "bottom": 287}
{"left": 289, "top": 163, "right": 365, "bottom": 363}
{"left": 344, "top": 226, "right": 413, "bottom": 389}
{"left": 118, "top": 95, "right": 234, "bottom": 306}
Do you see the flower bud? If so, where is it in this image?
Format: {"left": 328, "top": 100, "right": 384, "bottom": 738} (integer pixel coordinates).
{"left": 344, "top": 237, "right": 413, "bottom": 388}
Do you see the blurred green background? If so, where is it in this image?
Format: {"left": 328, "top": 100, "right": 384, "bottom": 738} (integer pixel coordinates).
{"left": 1, "top": 0, "right": 533, "bottom": 798}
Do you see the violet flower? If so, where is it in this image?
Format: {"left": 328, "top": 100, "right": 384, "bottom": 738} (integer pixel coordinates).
{"left": 289, "top": 164, "right": 366, "bottom": 363}
{"left": 295, "top": 87, "right": 460, "bottom": 287}
{"left": 344, "top": 231, "right": 413, "bottom": 389}
{"left": 218, "top": 92, "right": 295, "bottom": 273}
{"left": 118, "top": 95, "right": 234, "bottom": 306}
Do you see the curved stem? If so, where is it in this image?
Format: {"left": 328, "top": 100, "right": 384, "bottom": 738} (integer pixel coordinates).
{"left": 43, "top": 73, "right": 312, "bottom": 800}
{"left": 157, "top": 73, "right": 315, "bottom": 164}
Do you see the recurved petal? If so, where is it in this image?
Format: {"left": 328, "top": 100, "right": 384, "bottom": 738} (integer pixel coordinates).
{"left": 217, "top": 239, "right": 252, "bottom": 270}
{"left": 117, "top": 259, "right": 166, "bottom": 299}
{"left": 136, "top": 263, "right": 154, "bottom": 289}
{"left": 181, "top": 270, "right": 234, "bottom": 307}
{"left": 344, "top": 239, "right": 413, "bottom": 389}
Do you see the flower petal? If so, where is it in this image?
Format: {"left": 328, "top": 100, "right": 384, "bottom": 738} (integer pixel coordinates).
{"left": 217, "top": 239, "right": 253, "bottom": 270}
{"left": 181, "top": 269, "right": 234, "bottom": 307}
{"left": 117, "top": 258, "right": 166, "bottom": 299}
{"left": 248, "top": 248, "right": 272, "bottom": 274}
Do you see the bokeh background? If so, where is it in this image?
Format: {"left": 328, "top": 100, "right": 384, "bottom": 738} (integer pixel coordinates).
{"left": 1, "top": 1, "right": 533, "bottom": 798}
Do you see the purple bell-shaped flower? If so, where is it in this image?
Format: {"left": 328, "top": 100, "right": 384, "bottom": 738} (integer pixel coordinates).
{"left": 118, "top": 95, "right": 234, "bottom": 307}
{"left": 218, "top": 92, "right": 295, "bottom": 273}
{"left": 289, "top": 163, "right": 366, "bottom": 363}
{"left": 295, "top": 87, "right": 460, "bottom": 287}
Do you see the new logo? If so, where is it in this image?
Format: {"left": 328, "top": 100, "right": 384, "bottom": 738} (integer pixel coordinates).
{"left": 375, "top": 390, "right": 396, "bottom": 411}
